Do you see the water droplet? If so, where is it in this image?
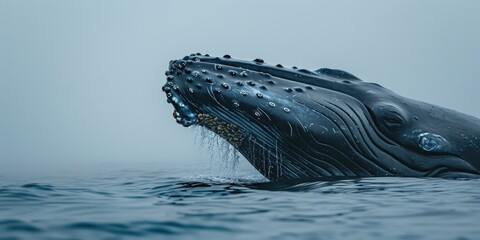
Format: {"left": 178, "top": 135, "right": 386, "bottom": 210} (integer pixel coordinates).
{"left": 167, "top": 75, "right": 173, "bottom": 81}
{"left": 193, "top": 57, "right": 200, "bottom": 62}
{"left": 172, "top": 85, "right": 179, "bottom": 91}
{"left": 254, "top": 58, "right": 264, "bottom": 63}
{"left": 260, "top": 86, "right": 267, "bottom": 90}
{"left": 187, "top": 77, "right": 193, "bottom": 82}
{"left": 256, "top": 93, "right": 263, "bottom": 98}
{"left": 254, "top": 112, "right": 261, "bottom": 117}
{"left": 306, "top": 86, "right": 313, "bottom": 90}
{"left": 292, "top": 66, "right": 298, "bottom": 70}
{"left": 267, "top": 80, "right": 276, "bottom": 84}
{"left": 205, "top": 77, "right": 214, "bottom": 83}
{"left": 201, "top": 70, "right": 207, "bottom": 74}
{"left": 248, "top": 81, "right": 255, "bottom": 86}
{"left": 285, "top": 88, "right": 293, "bottom": 92}
{"left": 196, "top": 84, "right": 202, "bottom": 89}
{"left": 233, "top": 102, "right": 240, "bottom": 107}
{"left": 184, "top": 69, "right": 192, "bottom": 74}
{"left": 240, "top": 90, "right": 248, "bottom": 96}
{"left": 222, "top": 83, "right": 230, "bottom": 89}
{"left": 276, "top": 64, "right": 283, "bottom": 68}
{"left": 283, "top": 107, "right": 290, "bottom": 113}
{"left": 223, "top": 54, "right": 231, "bottom": 59}
{"left": 195, "top": 53, "right": 201, "bottom": 56}
{"left": 268, "top": 102, "right": 276, "bottom": 107}
{"left": 167, "top": 82, "right": 174, "bottom": 87}
{"left": 214, "top": 88, "right": 221, "bottom": 93}
{"left": 228, "top": 70, "right": 237, "bottom": 76}
{"left": 240, "top": 71, "right": 248, "bottom": 77}
{"left": 192, "top": 71, "right": 199, "bottom": 77}
{"left": 215, "top": 65, "right": 223, "bottom": 70}
{"left": 236, "top": 81, "right": 244, "bottom": 86}
{"left": 217, "top": 74, "right": 224, "bottom": 78}
{"left": 167, "top": 93, "right": 172, "bottom": 98}
{"left": 188, "top": 88, "right": 194, "bottom": 93}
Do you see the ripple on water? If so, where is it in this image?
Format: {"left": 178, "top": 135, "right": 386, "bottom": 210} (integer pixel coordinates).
{"left": 0, "top": 175, "right": 479, "bottom": 240}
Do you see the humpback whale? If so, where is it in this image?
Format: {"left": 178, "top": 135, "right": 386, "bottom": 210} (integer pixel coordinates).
{"left": 162, "top": 54, "right": 480, "bottom": 181}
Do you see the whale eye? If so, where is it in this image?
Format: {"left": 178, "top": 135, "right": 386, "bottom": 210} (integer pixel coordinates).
{"left": 371, "top": 104, "right": 407, "bottom": 132}
{"left": 382, "top": 111, "right": 405, "bottom": 130}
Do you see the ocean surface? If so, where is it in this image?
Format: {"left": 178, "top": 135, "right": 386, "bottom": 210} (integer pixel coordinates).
{"left": 1, "top": 162, "right": 479, "bottom": 240}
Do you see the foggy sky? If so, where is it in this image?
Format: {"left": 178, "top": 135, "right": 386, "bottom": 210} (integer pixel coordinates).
{"left": 1, "top": 0, "right": 479, "bottom": 176}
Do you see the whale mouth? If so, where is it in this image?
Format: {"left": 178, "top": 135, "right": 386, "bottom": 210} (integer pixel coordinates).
{"left": 163, "top": 89, "right": 244, "bottom": 147}
{"left": 163, "top": 88, "right": 245, "bottom": 147}
{"left": 196, "top": 113, "right": 245, "bottom": 148}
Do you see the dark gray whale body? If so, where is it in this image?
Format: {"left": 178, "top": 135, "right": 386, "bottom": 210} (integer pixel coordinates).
{"left": 163, "top": 54, "right": 480, "bottom": 181}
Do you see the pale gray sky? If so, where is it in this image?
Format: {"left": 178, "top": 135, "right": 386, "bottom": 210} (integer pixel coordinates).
{"left": 1, "top": 0, "right": 479, "bottom": 176}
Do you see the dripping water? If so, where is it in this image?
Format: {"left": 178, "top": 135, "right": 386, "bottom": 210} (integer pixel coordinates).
{"left": 194, "top": 126, "right": 241, "bottom": 178}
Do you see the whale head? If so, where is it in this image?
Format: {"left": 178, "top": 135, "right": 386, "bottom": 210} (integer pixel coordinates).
{"left": 163, "top": 54, "right": 480, "bottom": 180}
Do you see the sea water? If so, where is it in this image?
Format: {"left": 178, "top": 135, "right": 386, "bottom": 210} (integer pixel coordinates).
{"left": 1, "top": 131, "right": 479, "bottom": 240}
{"left": 1, "top": 170, "right": 480, "bottom": 240}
